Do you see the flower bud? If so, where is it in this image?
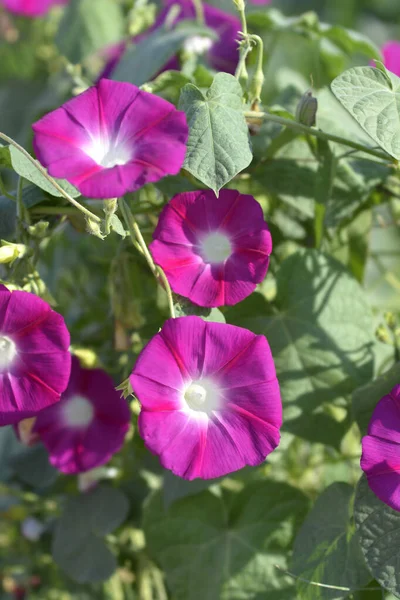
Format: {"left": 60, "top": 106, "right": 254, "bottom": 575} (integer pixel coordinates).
{"left": 295, "top": 90, "right": 318, "bottom": 126}
{"left": 0, "top": 242, "right": 26, "bottom": 265}
{"left": 27, "top": 221, "right": 49, "bottom": 239}
{"left": 85, "top": 217, "right": 105, "bottom": 239}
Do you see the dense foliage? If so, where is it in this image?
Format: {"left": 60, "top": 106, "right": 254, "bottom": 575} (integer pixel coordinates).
{"left": 1, "top": 0, "right": 400, "bottom": 599}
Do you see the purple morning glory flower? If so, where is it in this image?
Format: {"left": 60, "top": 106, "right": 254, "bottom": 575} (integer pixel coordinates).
{"left": 102, "top": 0, "right": 241, "bottom": 79}
{"left": 150, "top": 189, "right": 272, "bottom": 307}
{"left": 130, "top": 316, "right": 282, "bottom": 480}
{"left": 1, "top": 0, "right": 68, "bottom": 17}
{"left": 0, "top": 285, "right": 71, "bottom": 426}
{"left": 361, "top": 384, "right": 400, "bottom": 511}
{"left": 34, "top": 356, "right": 131, "bottom": 474}
{"left": 32, "top": 79, "right": 188, "bottom": 199}
{"left": 382, "top": 41, "right": 400, "bottom": 77}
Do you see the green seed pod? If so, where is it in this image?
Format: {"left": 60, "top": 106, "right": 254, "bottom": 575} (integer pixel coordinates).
{"left": 295, "top": 90, "right": 318, "bottom": 127}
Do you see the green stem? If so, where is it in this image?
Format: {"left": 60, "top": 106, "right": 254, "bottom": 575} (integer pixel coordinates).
{"left": 192, "top": 0, "right": 204, "bottom": 25}
{"left": 244, "top": 111, "right": 391, "bottom": 162}
{"left": 16, "top": 176, "right": 25, "bottom": 241}
{"left": 248, "top": 35, "right": 265, "bottom": 103}
{"left": 0, "top": 132, "right": 101, "bottom": 223}
{"left": 234, "top": 2, "right": 249, "bottom": 82}
{"left": 0, "top": 175, "right": 15, "bottom": 201}
{"left": 118, "top": 198, "right": 175, "bottom": 319}
{"left": 103, "top": 197, "right": 118, "bottom": 235}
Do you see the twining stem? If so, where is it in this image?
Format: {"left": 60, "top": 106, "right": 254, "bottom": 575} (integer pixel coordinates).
{"left": 244, "top": 111, "right": 392, "bottom": 162}
{"left": 0, "top": 132, "right": 101, "bottom": 224}
{"left": 248, "top": 35, "right": 265, "bottom": 104}
{"left": 234, "top": 2, "right": 250, "bottom": 82}
{"left": 118, "top": 198, "right": 176, "bottom": 319}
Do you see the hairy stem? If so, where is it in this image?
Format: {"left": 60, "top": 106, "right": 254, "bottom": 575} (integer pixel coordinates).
{"left": 244, "top": 111, "right": 392, "bottom": 162}
{"left": 118, "top": 198, "right": 175, "bottom": 319}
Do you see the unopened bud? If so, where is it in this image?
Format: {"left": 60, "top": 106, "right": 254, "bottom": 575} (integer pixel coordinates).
{"left": 27, "top": 221, "right": 49, "bottom": 239}
{"left": 0, "top": 242, "right": 26, "bottom": 265}
{"left": 296, "top": 90, "right": 318, "bottom": 126}
{"left": 72, "top": 348, "right": 98, "bottom": 369}
{"left": 85, "top": 217, "right": 104, "bottom": 240}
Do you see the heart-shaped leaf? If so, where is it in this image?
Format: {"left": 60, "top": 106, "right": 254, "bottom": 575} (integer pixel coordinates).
{"left": 331, "top": 66, "right": 400, "bottom": 159}
{"left": 179, "top": 73, "right": 253, "bottom": 194}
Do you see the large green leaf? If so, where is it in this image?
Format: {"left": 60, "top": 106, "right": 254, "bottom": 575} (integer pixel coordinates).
{"left": 56, "top": 0, "right": 124, "bottom": 64}
{"left": 226, "top": 249, "right": 375, "bottom": 448}
{"left": 144, "top": 481, "right": 309, "bottom": 600}
{"left": 355, "top": 476, "right": 400, "bottom": 598}
{"left": 179, "top": 73, "right": 253, "bottom": 194}
{"left": 112, "top": 23, "right": 216, "bottom": 87}
{"left": 292, "top": 482, "right": 371, "bottom": 599}
{"left": 331, "top": 66, "right": 399, "bottom": 159}
{"left": 352, "top": 362, "right": 400, "bottom": 437}
{"left": 52, "top": 485, "right": 129, "bottom": 583}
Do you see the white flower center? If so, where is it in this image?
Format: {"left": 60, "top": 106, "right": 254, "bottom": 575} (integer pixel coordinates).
{"left": 184, "top": 378, "right": 221, "bottom": 414}
{"left": 63, "top": 395, "right": 94, "bottom": 428}
{"left": 200, "top": 232, "right": 232, "bottom": 264}
{"left": 84, "top": 139, "right": 132, "bottom": 169}
{"left": 0, "top": 335, "right": 17, "bottom": 371}
{"left": 183, "top": 35, "right": 214, "bottom": 55}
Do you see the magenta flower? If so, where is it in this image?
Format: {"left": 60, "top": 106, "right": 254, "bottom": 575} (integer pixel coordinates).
{"left": 34, "top": 356, "right": 131, "bottom": 474}
{"left": 150, "top": 189, "right": 272, "bottom": 307}
{"left": 2, "top": 0, "right": 68, "bottom": 17}
{"left": 382, "top": 41, "right": 400, "bottom": 77}
{"left": 130, "top": 316, "right": 282, "bottom": 480}
{"left": 102, "top": 0, "right": 241, "bottom": 79}
{"left": 361, "top": 384, "right": 400, "bottom": 511}
{"left": 0, "top": 285, "right": 70, "bottom": 426}
{"left": 32, "top": 79, "right": 188, "bottom": 199}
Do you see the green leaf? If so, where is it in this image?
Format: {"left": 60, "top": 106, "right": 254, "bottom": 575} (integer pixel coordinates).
{"left": 9, "top": 146, "right": 80, "bottom": 198}
{"left": 110, "top": 214, "right": 126, "bottom": 238}
{"left": 226, "top": 249, "right": 375, "bottom": 448}
{"left": 320, "top": 25, "right": 381, "bottom": 61}
{"left": 352, "top": 362, "right": 400, "bottom": 436}
{"left": 112, "top": 22, "right": 215, "bottom": 87}
{"left": 179, "top": 73, "right": 253, "bottom": 194}
{"left": 174, "top": 297, "right": 226, "bottom": 323}
{"left": 52, "top": 485, "right": 129, "bottom": 583}
{"left": 292, "top": 482, "right": 371, "bottom": 599}
{"left": 144, "top": 70, "right": 191, "bottom": 105}
{"left": 331, "top": 66, "right": 399, "bottom": 159}
{"left": 56, "top": 0, "right": 124, "bottom": 64}
{"left": 10, "top": 445, "right": 58, "bottom": 488}
{"left": 0, "top": 197, "right": 18, "bottom": 239}
{"left": 0, "top": 143, "right": 11, "bottom": 168}
{"left": 364, "top": 203, "right": 400, "bottom": 312}
{"left": 163, "top": 471, "right": 218, "bottom": 510}
{"left": 314, "top": 139, "right": 336, "bottom": 247}
{"left": 355, "top": 475, "right": 400, "bottom": 598}
{"left": 143, "top": 481, "right": 309, "bottom": 600}
{"left": 0, "top": 184, "right": 48, "bottom": 239}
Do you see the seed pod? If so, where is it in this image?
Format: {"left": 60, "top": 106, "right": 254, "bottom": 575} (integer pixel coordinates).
{"left": 295, "top": 90, "right": 318, "bottom": 127}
